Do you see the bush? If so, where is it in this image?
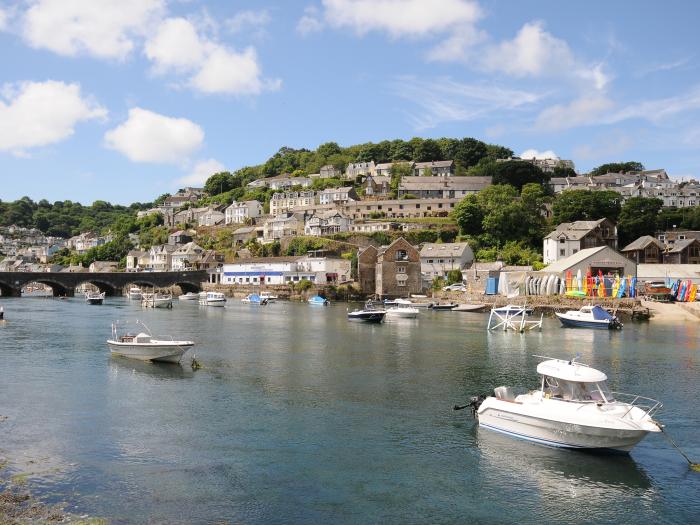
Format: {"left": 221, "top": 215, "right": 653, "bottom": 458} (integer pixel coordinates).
{"left": 296, "top": 279, "right": 313, "bottom": 292}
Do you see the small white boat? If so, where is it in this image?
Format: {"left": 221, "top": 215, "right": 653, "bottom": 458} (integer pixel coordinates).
{"left": 453, "top": 303, "right": 487, "bottom": 312}
{"left": 471, "top": 355, "right": 662, "bottom": 452}
{"left": 348, "top": 300, "right": 386, "bottom": 323}
{"left": 128, "top": 287, "right": 143, "bottom": 300}
{"left": 178, "top": 292, "right": 200, "bottom": 301}
{"left": 141, "top": 292, "right": 173, "bottom": 308}
{"left": 242, "top": 294, "right": 268, "bottom": 305}
{"left": 555, "top": 305, "right": 623, "bottom": 330}
{"left": 198, "top": 291, "right": 226, "bottom": 306}
{"left": 385, "top": 305, "right": 420, "bottom": 319}
{"left": 260, "top": 292, "right": 278, "bottom": 302}
{"left": 107, "top": 321, "right": 194, "bottom": 363}
{"left": 85, "top": 291, "right": 105, "bottom": 305}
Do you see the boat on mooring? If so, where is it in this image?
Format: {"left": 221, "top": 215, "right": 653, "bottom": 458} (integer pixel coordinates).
{"left": 85, "top": 291, "right": 105, "bottom": 305}
{"left": 141, "top": 292, "right": 173, "bottom": 308}
{"left": 198, "top": 291, "right": 226, "bottom": 306}
{"left": 348, "top": 300, "right": 386, "bottom": 323}
{"left": 107, "top": 320, "right": 194, "bottom": 363}
{"left": 242, "top": 294, "right": 268, "bottom": 305}
{"left": 260, "top": 292, "right": 278, "bottom": 303}
{"left": 127, "top": 287, "right": 143, "bottom": 300}
{"left": 453, "top": 303, "right": 487, "bottom": 312}
{"left": 428, "top": 302, "right": 458, "bottom": 311}
{"left": 385, "top": 305, "right": 420, "bottom": 319}
{"left": 465, "top": 355, "right": 661, "bottom": 452}
{"left": 555, "top": 305, "right": 622, "bottom": 330}
{"left": 178, "top": 291, "right": 200, "bottom": 301}
{"left": 308, "top": 295, "right": 329, "bottom": 306}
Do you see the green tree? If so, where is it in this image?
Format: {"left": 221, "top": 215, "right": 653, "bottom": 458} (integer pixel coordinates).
{"left": 204, "top": 172, "right": 240, "bottom": 195}
{"left": 551, "top": 165, "right": 577, "bottom": 178}
{"left": 551, "top": 190, "right": 622, "bottom": 224}
{"left": 491, "top": 160, "right": 549, "bottom": 191}
{"left": 414, "top": 139, "right": 442, "bottom": 162}
{"left": 617, "top": 197, "right": 663, "bottom": 245}
{"left": 453, "top": 194, "right": 484, "bottom": 236}
{"left": 590, "top": 162, "right": 644, "bottom": 176}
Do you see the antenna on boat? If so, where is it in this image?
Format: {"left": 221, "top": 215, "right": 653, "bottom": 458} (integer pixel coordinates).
{"left": 569, "top": 352, "right": 582, "bottom": 365}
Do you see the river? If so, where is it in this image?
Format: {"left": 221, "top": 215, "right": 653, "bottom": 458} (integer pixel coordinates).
{"left": 0, "top": 296, "right": 699, "bottom": 524}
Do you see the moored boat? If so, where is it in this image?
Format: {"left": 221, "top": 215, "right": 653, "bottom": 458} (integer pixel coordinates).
{"left": 555, "top": 305, "right": 622, "bottom": 330}
{"left": 85, "top": 291, "right": 105, "bottom": 305}
{"left": 385, "top": 305, "right": 419, "bottom": 319}
{"left": 128, "top": 287, "right": 143, "bottom": 300}
{"left": 178, "top": 291, "right": 200, "bottom": 301}
{"left": 428, "top": 302, "right": 458, "bottom": 311}
{"left": 453, "top": 303, "right": 487, "bottom": 312}
{"left": 469, "top": 355, "right": 662, "bottom": 452}
{"left": 260, "top": 292, "right": 278, "bottom": 302}
{"left": 242, "top": 294, "right": 268, "bottom": 305}
{"left": 348, "top": 300, "right": 386, "bottom": 323}
{"left": 198, "top": 291, "right": 226, "bottom": 306}
{"left": 141, "top": 292, "right": 173, "bottom": 308}
{"left": 107, "top": 320, "right": 194, "bottom": 363}
{"left": 308, "top": 295, "right": 329, "bottom": 306}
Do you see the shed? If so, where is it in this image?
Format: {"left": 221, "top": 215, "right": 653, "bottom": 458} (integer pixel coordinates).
{"left": 542, "top": 246, "right": 636, "bottom": 277}
{"left": 637, "top": 264, "right": 700, "bottom": 284}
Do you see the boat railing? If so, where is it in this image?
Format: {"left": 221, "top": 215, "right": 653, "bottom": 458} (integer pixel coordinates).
{"left": 610, "top": 392, "right": 663, "bottom": 419}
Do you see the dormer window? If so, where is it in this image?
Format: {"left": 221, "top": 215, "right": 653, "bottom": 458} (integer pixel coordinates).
{"left": 395, "top": 249, "right": 408, "bottom": 261}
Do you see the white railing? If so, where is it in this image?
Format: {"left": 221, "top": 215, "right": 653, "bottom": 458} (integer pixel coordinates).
{"left": 611, "top": 392, "right": 663, "bottom": 419}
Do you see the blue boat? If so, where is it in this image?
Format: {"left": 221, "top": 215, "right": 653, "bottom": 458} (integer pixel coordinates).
{"left": 308, "top": 295, "right": 329, "bottom": 306}
{"left": 555, "top": 305, "right": 622, "bottom": 330}
{"left": 242, "top": 294, "right": 268, "bottom": 305}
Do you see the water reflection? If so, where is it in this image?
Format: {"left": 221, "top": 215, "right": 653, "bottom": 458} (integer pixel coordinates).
{"left": 109, "top": 357, "right": 194, "bottom": 380}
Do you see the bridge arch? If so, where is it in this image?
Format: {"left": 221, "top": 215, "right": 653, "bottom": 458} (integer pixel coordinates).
{"left": 174, "top": 281, "right": 201, "bottom": 293}
{"left": 27, "top": 279, "right": 71, "bottom": 297}
{"left": 74, "top": 279, "right": 119, "bottom": 296}
{"left": 0, "top": 281, "right": 17, "bottom": 297}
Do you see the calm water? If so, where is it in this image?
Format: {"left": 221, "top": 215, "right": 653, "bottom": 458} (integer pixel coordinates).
{"left": 0, "top": 296, "right": 699, "bottom": 524}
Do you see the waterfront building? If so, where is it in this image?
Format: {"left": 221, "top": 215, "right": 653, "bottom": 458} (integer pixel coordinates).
{"left": 541, "top": 246, "right": 636, "bottom": 277}
{"left": 225, "top": 200, "right": 263, "bottom": 224}
{"left": 171, "top": 242, "right": 205, "bottom": 271}
{"left": 221, "top": 254, "right": 350, "bottom": 285}
{"left": 543, "top": 219, "right": 618, "bottom": 265}
{"left": 358, "top": 237, "right": 422, "bottom": 297}
{"left": 621, "top": 236, "right": 665, "bottom": 264}
{"left": 126, "top": 250, "right": 149, "bottom": 272}
{"left": 419, "top": 242, "right": 474, "bottom": 280}
{"left": 663, "top": 238, "right": 700, "bottom": 264}
{"left": 148, "top": 244, "right": 176, "bottom": 271}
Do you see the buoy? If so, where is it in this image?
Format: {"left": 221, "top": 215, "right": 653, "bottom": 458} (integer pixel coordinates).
{"left": 190, "top": 355, "right": 202, "bottom": 370}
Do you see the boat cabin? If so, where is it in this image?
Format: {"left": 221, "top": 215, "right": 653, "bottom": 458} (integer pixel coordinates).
{"left": 537, "top": 359, "right": 614, "bottom": 402}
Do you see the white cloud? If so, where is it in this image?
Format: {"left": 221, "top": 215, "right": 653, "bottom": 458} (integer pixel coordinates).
{"left": 22, "top": 0, "right": 164, "bottom": 60}
{"left": 227, "top": 9, "right": 271, "bottom": 34}
{"left": 104, "top": 108, "right": 204, "bottom": 163}
{"left": 536, "top": 95, "right": 614, "bottom": 130}
{"left": 0, "top": 80, "right": 106, "bottom": 155}
{"left": 176, "top": 158, "right": 226, "bottom": 186}
{"left": 0, "top": 8, "right": 7, "bottom": 31}
{"left": 426, "top": 30, "right": 485, "bottom": 62}
{"left": 604, "top": 86, "right": 700, "bottom": 124}
{"left": 144, "top": 17, "right": 207, "bottom": 72}
{"left": 392, "top": 76, "right": 541, "bottom": 130}
{"left": 296, "top": 6, "right": 323, "bottom": 36}
{"left": 144, "top": 17, "right": 280, "bottom": 95}
{"left": 519, "top": 149, "right": 558, "bottom": 160}
{"left": 482, "top": 21, "right": 609, "bottom": 90}
{"left": 321, "top": 0, "right": 481, "bottom": 38}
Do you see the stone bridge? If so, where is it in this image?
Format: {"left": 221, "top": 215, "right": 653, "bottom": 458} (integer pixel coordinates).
{"left": 0, "top": 271, "right": 209, "bottom": 297}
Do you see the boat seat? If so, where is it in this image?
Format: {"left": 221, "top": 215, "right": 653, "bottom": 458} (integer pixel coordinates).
{"left": 494, "top": 386, "right": 516, "bottom": 401}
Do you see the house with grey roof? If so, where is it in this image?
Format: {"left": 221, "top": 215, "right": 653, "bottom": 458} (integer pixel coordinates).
{"left": 319, "top": 165, "right": 342, "bottom": 178}
{"left": 663, "top": 238, "right": 700, "bottom": 264}
{"left": 413, "top": 160, "right": 454, "bottom": 177}
{"left": 543, "top": 218, "right": 617, "bottom": 265}
{"left": 398, "top": 176, "right": 491, "bottom": 199}
{"left": 419, "top": 242, "right": 474, "bottom": 280}
{"left": 345, "top": 161, "right": 375, "bottom": 179}
{"left": 304, "top": 210, "right": 352, "bottom": 236}
{"left": 621, "top": 236, "right": 665, "bottom": 264}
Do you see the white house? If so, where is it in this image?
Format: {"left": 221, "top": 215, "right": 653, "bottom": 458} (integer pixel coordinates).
{"left": 270, "top": 191, "right": 316, "bottom": 216}
{"left": 197, "top": 206, "right": 225, "bottom": 227}
{"left": 319, "top": 164, "right": 341, "bottom": 178}
{"left": 543, "top": 219, "right": 618, "bottom": 265}
{"left": 304, "top": 210, "right": 353, "bottom": 236}
{"left": 318, "top": 187, "right": 358, "bottom": 205}
{"left": 171, "top": 242, "right": 205, "bottom": 271}
{"left": 221, "top": 254, "right": 351, "bottom": 285}
{"left": 149, "top": 244, "right": 176, "bottom": 271}
{"left": 262, "top": 212, "right": 305, "bottom": 241}
{"left": 345, "top": 161, "right": 375, "bottom": 179}
{"left": 225, "top": 200, "right": 263, "bottom": 225}
{"left": 125, "top": 250, "right": 149, "bottom": 272}
{"left": 413, "top": 160, "right": 454, "bottom": 177}
{"left": 419, "top": 242, "right": 474, "bottom": 279}
{"left": 268, "top": 176, "right": 312, "bottom": 190}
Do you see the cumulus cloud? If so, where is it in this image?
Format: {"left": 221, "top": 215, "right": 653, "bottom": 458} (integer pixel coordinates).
{"left": 296, "top": 6, "right": 323, "bottom": 36}
{"left": 22, "top": 0, "right": 164, "bottom": 60}
{"left": 176, "top": 158, "right": 226, "bottom": 186}
{"left": 392, "top": 76, "right": 540, "bottom": 130}
{"left": 104, "top": 108, "right": 204, "bottom": 163}
{"left": 519, "top": 149, "right": 558, "bottom": 160}
{"left": 536, "top": 95, "right": 614, "bottom": 131}
{"left": 0, "top": 80, "right": 106, "bottom": 155}
{"left": 144, "top": 17, "right": 280, "bottom": 95}
{"left": 482, "top": 21, "right": 609, "bottom": 90}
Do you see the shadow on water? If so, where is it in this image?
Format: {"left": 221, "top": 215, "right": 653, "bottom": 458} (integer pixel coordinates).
{"left": 109, "top": 356, "right": 194, "bottom": 380}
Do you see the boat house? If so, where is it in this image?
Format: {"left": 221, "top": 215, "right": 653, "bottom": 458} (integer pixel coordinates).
{"left": 542, "top": 246, "right": 636, "bottom": 277}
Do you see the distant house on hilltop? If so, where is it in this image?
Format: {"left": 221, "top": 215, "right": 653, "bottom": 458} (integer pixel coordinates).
{"left": 413, "top": 160, "right": 454, "bottom": 177}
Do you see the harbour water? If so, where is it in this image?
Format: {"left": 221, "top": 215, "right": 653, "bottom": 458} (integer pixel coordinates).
{"left": 0, "top": 297, "right": 699, "bottom": 524}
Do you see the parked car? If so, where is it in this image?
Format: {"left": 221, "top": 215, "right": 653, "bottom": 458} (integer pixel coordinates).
{"left": 442, "top": 283, "right": 466, "bottom": 292}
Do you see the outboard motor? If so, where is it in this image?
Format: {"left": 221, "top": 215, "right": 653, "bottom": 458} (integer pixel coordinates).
{"left": 468, "top": 395, "right": 486, "bottom": 417}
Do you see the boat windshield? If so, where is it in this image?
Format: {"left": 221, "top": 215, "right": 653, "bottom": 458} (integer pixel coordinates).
{"left": 543, "top": 377, "right": 615, "bottom": 402}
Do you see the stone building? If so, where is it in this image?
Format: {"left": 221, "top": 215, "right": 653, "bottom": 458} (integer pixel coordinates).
{"left": 358, "top": 238, "right": 422, "bottom": 297}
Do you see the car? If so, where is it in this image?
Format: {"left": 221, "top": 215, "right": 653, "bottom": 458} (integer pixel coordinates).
{"left": 442, "top": 283, "right": 466, "bottom": 292}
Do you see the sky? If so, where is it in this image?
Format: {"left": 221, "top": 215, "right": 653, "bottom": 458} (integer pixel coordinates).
{"left": 1, "top": 0, "right": 699, "bottom": 205}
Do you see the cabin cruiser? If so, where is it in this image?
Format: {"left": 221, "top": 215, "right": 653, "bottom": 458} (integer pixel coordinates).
{"left": 85, "top": 291, "right": 105, "bottom": 305}
{"left": 198, "top": 291, "right": 226, "bottom": 306}
{"left": 178, "top": 291, "right": 200, "bottom": 301}
{"left": 347, "top": 300, "right": 386, "bottom": 323}
{"left": 472, "top": 356, "right": 661, "bottom": 452}
{"left": 141, "top": 292, "right": 173, "bottom": 308}
{"left": 128, "top": 287, "right": 143, "bottom": 300}
{"left": 308, "top": 295, "right": 329, "bottom": 306}
{"left": 107, "top": 320, "right": 194, "bottom": 363}
{"left": 260, "top": 292, "right": 278, "bottom": 303}
{"left": 555, "top": 305, "right": 622, "bottom": 329}
{"left": 242, "top": 294, "right": 268, "bottom": 305}
{"left": 383, "top": 298, "right": 414, "bottom": 307}
{"left": 385, "top": 304, "right": 420, "bottom": 319}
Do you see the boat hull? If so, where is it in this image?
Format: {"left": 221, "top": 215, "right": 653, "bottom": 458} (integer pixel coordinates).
{"left": 107, "top": 342, "right": 193, "bottom": 363}
{"left": 385, "top": 308, "right": 419, "bottom": 319}
{"left": 478, "top": 410, "right": 650, "bottom": 452}
{"left": 555, "top": 313, "right": 615, "bottom": 329}
{"left": 86, "top": 298, "right": 104, "bottom": 305}
{"left": 347, "top": 312, "right": 385, "bottom": 323}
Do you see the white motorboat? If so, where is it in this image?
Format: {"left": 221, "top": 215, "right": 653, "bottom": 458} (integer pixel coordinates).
{"left": 198, "top": 291, "right": 226, "bottom": 306}
{"left": 385, "top": 305, "right": 419, "bottom": 319}
{"left": 470, "top": 355, "right": 662, "bottom": 452}
{"left": 348, "top": 300, "right": 386, "bottom": 323}
{"left": 242, "top": 294, "right": 268, "bottom": 305}
{"left": 178, "top": 292, "right": 200, "bottom": 301}
{"left": 260, "top": 292, "right": 278, "bottom": 302}
{"left": 141, "top": 292, "right": 173, "bottom": 308}
{"left": 107, "top": 320, "right": 194, "bottom": 363}
{"left": 85, "top": 291, "right": 105, "bottom": 305}
{"left": 128, "top": 287, "right": 143, "bottom": 300}
{"left": 555, "top": 305, "right": 623, "bottom": 330}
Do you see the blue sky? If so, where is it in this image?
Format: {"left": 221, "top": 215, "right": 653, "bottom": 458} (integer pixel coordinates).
{"left": 1, "top": 0, "right": 699, "bottom": 204}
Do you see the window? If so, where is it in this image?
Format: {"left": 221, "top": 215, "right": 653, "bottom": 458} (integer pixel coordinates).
{"left": 397, "top": 265, "right": 406, "bottom": 274}
{"left": 560, "top": 249, "right": 566, "bottom": 256}
{"left": 427, "top": 259, "right": 433, "bottom": 263}
{"left": 396, "top": 249, "right": 408, "bottom": 261}
{"left": 560, "top": 238, "right": 565, "bottom": 244}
